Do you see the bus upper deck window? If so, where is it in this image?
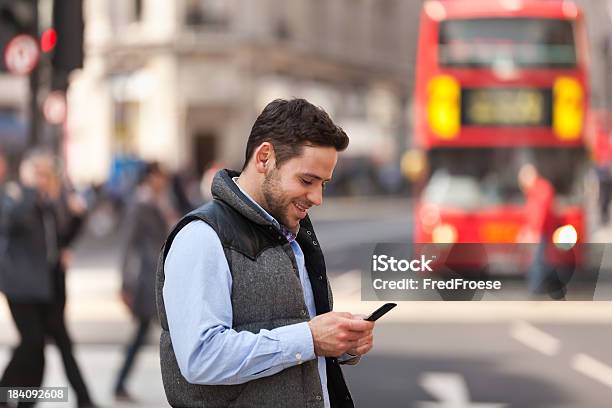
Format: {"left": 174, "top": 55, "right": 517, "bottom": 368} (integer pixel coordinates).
{"left": 438, "top": 18, "right": 577, "bottom": 68}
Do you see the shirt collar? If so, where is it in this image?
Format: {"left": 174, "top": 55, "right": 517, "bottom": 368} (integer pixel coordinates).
{"left": 232, "top": 177, "right": 298, "bottom": 242}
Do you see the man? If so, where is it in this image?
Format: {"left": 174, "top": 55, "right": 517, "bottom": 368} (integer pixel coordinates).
{"left": 115, "top": 162, "right": 178, "bottom": 401}
{"left": 0, "top": 149, "right": 6, "bottom": 184}
{"left": 0, "top": 148, "right": 8, "bottom": 282}
{"left": 517, "top": 163, "right": 564, "bottom": 299}
{"left": 157, "top": 99, "right": 375, "bottom": 407}
{"left": 0, "top": 149, "right": 96, "bottom": 407}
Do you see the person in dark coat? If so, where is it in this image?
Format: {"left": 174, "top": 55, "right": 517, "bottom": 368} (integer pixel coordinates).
{"left": 0, "top": 149, "right": 96, "bottom": 408}
{"left": 114, "top": 162, "right": 177, "bottom": 402}
{"left": 0, "top": 148, "right": 8, "bottom": 267}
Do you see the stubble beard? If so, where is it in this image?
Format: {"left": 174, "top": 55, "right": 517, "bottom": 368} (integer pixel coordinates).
{"left": 262, "top": 168, "right": 294, "bottom": 230}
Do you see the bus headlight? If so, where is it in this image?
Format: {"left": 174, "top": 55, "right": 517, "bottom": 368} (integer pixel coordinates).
{"left": 432, "top": 223, "right": 458, "bottom": 243}
{"left": 427, "top": 75, "right": 460, "bottom": 139}
{"left": 552, "top": 224, "right": 578, "bottom": 250}
{"left": 553, "top": 77, "right": 583, "bottom": 140}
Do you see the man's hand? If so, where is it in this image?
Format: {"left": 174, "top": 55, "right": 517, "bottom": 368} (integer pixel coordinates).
{"left": 345, "top": 332, "right": 373, "bottom": 357}
{"left": 346, "top": 314, "right": 373, "bottom": 356}
{"left": 120, "top": 289, "right": 133, "bottom": 309}
{"left": 60, "top": 250, "right": 73, "bottom": 271}
{"left": 308, "top": 312, "right": 375, "bottom": 357}
{"left": 66, "top": 192, "right": 87, "bottom": 215}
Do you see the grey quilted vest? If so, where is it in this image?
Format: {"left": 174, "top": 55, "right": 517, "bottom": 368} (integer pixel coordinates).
{"left": 156, "top": 169, "right": 355, "bottom": 407}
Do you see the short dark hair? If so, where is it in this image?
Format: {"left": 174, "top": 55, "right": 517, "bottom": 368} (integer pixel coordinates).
{"left": 243, "top": 98, "right": 349, "bottom": 170}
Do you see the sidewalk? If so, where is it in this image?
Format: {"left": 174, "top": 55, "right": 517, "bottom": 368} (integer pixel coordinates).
{"left": 0, "top": 345, "right": 166, "bottom": 408}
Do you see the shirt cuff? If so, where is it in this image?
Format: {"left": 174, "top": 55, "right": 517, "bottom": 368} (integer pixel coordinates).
{"left": 274, "top": 322, "right": 316, "bottom": 368}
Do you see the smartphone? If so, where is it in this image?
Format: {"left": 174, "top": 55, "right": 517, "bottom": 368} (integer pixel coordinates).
{"left": 364, "top": 303, "right": 397, "bottom": 321}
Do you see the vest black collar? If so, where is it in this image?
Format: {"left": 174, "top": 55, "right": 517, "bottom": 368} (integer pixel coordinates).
{"left": 212, "top": 168, "right": 315, "bottom": 235}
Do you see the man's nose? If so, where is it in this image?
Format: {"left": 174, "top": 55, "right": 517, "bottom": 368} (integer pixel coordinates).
{"left": 307, "top": 188, "right": 323, "bottom": 207}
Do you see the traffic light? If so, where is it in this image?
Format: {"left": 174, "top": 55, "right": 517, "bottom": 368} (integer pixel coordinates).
{"left": 52, "top": 0, "right": 83, "bottom": 73}
{"left": 1, "top": 0, "right": 83, "bottom": 75}
{"left": 0, "top": 0, "right": 37, "bottom": 73}
{"left": 40, "top": 28, "right": 57, "bottom": 53}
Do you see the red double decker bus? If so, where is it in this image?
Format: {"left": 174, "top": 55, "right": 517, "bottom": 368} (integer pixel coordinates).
{"left": 409, "top": 0, "right": 590, "bottom": 269}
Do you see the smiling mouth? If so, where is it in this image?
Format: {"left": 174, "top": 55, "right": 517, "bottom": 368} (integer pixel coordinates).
{"left": 294, "top": 202, "right": 309, "bottom": 217}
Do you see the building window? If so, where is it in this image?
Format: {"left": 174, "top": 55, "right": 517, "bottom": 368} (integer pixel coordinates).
{"left": 272, "top": 1, "right": 290, "bottom": 41}
{"left": 133, "top": 0, "right": 143, "bottom": 22}
{"left": 109, "top": 0, "right": 144, "bottom": 30}
{"left": 185, "top": 0, "right": 230, "bottom": 28}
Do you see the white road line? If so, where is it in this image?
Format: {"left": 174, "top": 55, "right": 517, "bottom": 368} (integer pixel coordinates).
{"left": 416, "top": 372, "right": 507, "bottom": 408}
{"left": 509, "top": 321, "right": 561, "bottom": 356}
{"left": 419, "top": 373, "right": 470, "bottom": 404}
{"left": 572, "top": 353, "right": 612, "bottom": 389}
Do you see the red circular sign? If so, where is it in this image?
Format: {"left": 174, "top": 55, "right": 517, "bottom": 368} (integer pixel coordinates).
{"left": 4, "top": 34, "right": 40, "bottom": 75}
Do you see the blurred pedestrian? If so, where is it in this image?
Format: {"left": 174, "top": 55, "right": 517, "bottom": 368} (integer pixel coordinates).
{"left": 0, "top": 148, "right": 9, "bottom": 282}
{"left": 170, "top": 170, "right": 194, "bottom": 214}
{"left": 199, "top": 161, "right": 223, "bottom": 203}
{"left": 518, "top": 163, "right": 565, "bottom": 300}
{"left": 596, "top": 163, "right": 612, "bottom": 225}
{"left": 0, "top": 149, "right": 6, "bottom": 184}
{"left": 114, "top": 162, "right": 178, "bottom": 402}
{"left": 592, "top": 112, "right": 612, "bottom": 224}
{"left": 0, "top": 148, "right": 97, "bottom": 407}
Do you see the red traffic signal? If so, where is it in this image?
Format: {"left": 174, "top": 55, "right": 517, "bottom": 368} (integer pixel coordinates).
{"left": 41, "top": 28, "right": 57, "bottom": 53}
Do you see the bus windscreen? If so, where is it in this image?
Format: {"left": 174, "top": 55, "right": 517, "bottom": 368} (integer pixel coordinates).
{"left": 423, "top": 148, "right": 587, "bottom": 209}
{"left": 439, "top": 18, "right": 577, "bottom": 68}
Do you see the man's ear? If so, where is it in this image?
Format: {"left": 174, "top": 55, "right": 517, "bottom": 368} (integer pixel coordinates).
{"left": 254, "top": 142, "right": 275, "bottom": 174}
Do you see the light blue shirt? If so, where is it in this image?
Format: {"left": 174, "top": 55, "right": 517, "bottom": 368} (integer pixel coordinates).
{"left": 163, "top": 180, "right": 330, "bottom": 406}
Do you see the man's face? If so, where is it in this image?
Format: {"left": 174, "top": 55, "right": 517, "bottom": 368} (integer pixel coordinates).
{"left": 149, "top": 171, "right": 168, "bottom": 194}
{"left": 32, "top": 158, "right": 57, "bottom": 195}
{"left": 518, "top": 163, "right": 537, "bottom": 193}
{"left": 261, "top": 145, "right": 337, "bottom": 232}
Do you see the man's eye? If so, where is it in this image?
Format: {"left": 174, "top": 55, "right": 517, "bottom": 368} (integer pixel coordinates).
{"left": 301, "top": 178, "right": 313, "bottom": 185}
{"left": 322, "top": 183, "right": 327, "bottom": 191}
